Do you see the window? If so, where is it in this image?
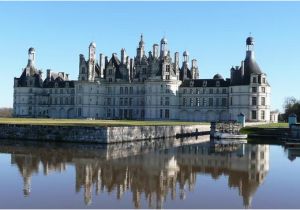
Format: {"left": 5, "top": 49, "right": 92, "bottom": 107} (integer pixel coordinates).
{"left": 160, "top": 109, "right": 163, "bottom": 119}
{"left": 209, "top": 98, "right": 213, "bottom": 106}
{"left": 252, "top": 87, "right": 257, "bottom": 93}
{"left": 109, "top": 69, "right": 112, "bottom": 75}
{"left": 165, "top": 75, "right": 170, "bottom": 80}
{"left": 183, "top": 97, "right": 187, "bottom": 106}
{"left": 120, "top": 87, "right": 123, "bottom": 94}
{"left": 196, "top": 89, "right": 199, "bottom": 94}
{"left": 252, "top": 110, "right": 257, "bottom": 120}
{"left": 160, "top": 97, "right": 163, "bottom": 106}
{"left": 216, "top": 81, "right": 220, "bottom": 87}
{"left": 129, "top": 87, "right": 133, "bottom": 94}
{"left": 262, "top": 78, "right": 266, "bottom": 84}
{"left": 124, "top": 98, "right": 128, "bottom": 106}
{"left": 261, "top": 110, "right": 265, "bottom": 120}
{"left": 209, "top": 89, "right": 213, "bottom": 94}
{"left": 262, "top": 87, "right": 266, "bottom": 93}
{"left": 165, "top": 109, "right": 170, "bottom": 119}
{"left": 252, "top": 77, "right": 257, "bottom": 83}
{"left": 81, "top": 67, "right": 85, "bottom": 74}
{"left": 120, "top": 98, "right": 123, "bottom": 106}
{"left": 143, "top": 68, "right": 147, "bottom": 74}
{"left": 222, "top": 98, "right": 227, "bottom": 106}
{"left": 109, "top": 78, "right": 112, "bottom": 82}
{"left": 196, "top": 98, "right": 200, "bottom": 106}
{"left": 261, "top": 97, "right": 266, "bottom": 106}
{"left": 107, "top": 98, "right": 111, "bottom": 106}
{"left": 129, "top": 98, "right": 133, "bottom": 106}
{"left": 231, "top": 88, "right": 233, "bottom": 93}
{"left": 165, "top": 97, "right": 170, "bottom": 106}
{"left": 216, "top": 88, "right": 219, "bottom": 94}
{"left": 190, "top": 98, "right": 193, "bottom": 106}
{"left": 60, "top": 89, "right": 63, "bottom": 94}
{"left": 183, "top": 89, "right": 187, "bottom": 94}
{"left": 166, "top": 65, "right": 170, "bottom": 72}
{"left": 107, "top": 109, "right": 111, "bottom": 118}
{"left": 222, "top": 88, "right": 226, "bottom": 94}
{"left": 230, "top": 97, "right": 233, "bottom": 106}
{"left": 252, "top": 97, "right": 257, "bottom": 106}
{"left": 216, "top": 98, "right": 220, "bottom": 106}
{"left": 125, "top": 87, "right": 128, "bottom": 94}
{"left": 190, "top": 89, "right": 193, "bottom": 94}
{"left": 203, "top": 81, "right": 207, "bottom": 87}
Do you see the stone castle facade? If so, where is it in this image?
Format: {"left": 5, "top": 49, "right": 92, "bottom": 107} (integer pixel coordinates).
{"left": 13, "top": 35, "right": 272, "bottom": 122}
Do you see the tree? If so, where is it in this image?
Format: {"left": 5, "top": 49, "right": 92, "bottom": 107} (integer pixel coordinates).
{"left": 0, "top": 108, "right": 13, "bottom": 117}
{"left": 282, "top": 97, "right": 300, "bottom": 121}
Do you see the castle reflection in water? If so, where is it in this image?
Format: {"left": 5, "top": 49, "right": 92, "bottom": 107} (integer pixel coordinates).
{"left": 1, "top": 137, "right": 269, "bottom": 208}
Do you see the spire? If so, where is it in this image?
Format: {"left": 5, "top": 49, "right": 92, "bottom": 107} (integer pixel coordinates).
{"left": 139, "top": 33, "right": 144, "bottom": 48}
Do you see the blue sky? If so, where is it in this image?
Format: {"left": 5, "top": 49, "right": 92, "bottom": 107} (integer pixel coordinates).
{"left": 0, "top": 1, "right": 299, "bottom": 111}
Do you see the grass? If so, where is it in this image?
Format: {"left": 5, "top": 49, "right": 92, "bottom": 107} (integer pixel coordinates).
{"left": 0, "top": 117, "right": 209, "bottom": 127}
{"left": 240, "top": 123, "right": 289, "bottom": 135}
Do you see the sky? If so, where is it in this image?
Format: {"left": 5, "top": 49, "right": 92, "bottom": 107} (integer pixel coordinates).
{"left": 0, "top": 1, "right": 299, "bottom": 112}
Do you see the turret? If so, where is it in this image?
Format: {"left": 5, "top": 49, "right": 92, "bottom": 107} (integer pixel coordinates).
{"left": 136, "top": 34, "right": 145, "bottom": 60}
{"left": 160, "top": 37, "right": 168, "bottom": 58}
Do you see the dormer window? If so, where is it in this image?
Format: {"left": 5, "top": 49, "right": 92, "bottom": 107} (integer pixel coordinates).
{"left": 252, "top": 77, "right": 257, "bottom": 83}
{"left": 81, "top": 67, "right": 85, "bottom": 74}
{"left": 166, "top": 65, "right": 170, "bottom": 72}
{"left": 216, "top": 81, "right": 220, "bottom": 87}
{"left": 66, "top": 82, "right": 69, "bottom": 88}
{"left": 190, "top": 81, "right": 194, "bottom": 87}
{"left": 55, "top": 83, "right": 58, "bottom": 88}
{"left": 203, "top": 81, "right": 207, "bottom": 87}
{"left": 262, "top": 78, "right": 266, "bottom": 84}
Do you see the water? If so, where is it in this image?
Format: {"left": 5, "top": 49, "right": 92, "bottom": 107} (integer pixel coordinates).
{"left": 0, "top": 137, "right": 299, "bottom": 209}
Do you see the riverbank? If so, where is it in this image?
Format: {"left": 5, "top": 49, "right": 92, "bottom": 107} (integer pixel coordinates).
{"left": 240, "top": 123, "right": 289, "bottom": 143}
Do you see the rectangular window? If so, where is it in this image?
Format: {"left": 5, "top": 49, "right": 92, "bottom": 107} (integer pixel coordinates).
{"left": 107, "top": 98, "right": 111, "bottom": 106}
{"left": 196, "top": 98, "right": 200, "bottom": 106}
{"left": 120, "top": 98, "right": 123, "bottom": 106}
{"left": 252, "top": 97, "right": 257, "bottom": 106}
{"left": 262, "top": 87, "right": 265, "bottom": 93}
{"left": 261, "top": 97, "right": 266, "bottom": 106}
{"left": 165, "top": 75, "right": 170, "bottom": 80}
{"left": 209, "top": 98, "right": 213, "bottom": 106}
{"left": 160, "top": 97, "right": 163, "bottom": 106}
{"left": 166, "top": 65, "right": 170, "bottom": 72}
{"left": 125, "top": 87, "right": 128, "bottom": 94}
{"left": 120, "top": 87, "right": 123, "bottom": 94}
{"left": 261, "top": 110, "right": 265, "bottom": 120}
{"left": 124, "top": 98, "right": 128, "bottom": 106}
{"left": 160, "top": 109, "right": 163, "bottom": 119}
{"left": 262, "top": 78, "right": 266, "bottom": 84}
{"left": 129, "top": 87, "right": 133, "bottom": 94}
{"left": 252, "top": 110, "right": 257, "bottom": 120}
{"left": 183, "top": 97, "right": 187, "bottom": 106}
{"left": 216, "top": 98, "right": 220, "bottom": 106}
{"left": 165, "top": 97, "right": 170, "bottom": 106}
{"left": 222, "top": 88, "right": 226, "bottom": 94}
{"left": 129, "top": 98, "right": 133, "bottom": 106}
{"left": 222, "top": 98, "right": 226, "bottom": 106}
{"left": 165, "top": 109, "right": 170, "bottom": 119}
{"left": 252, "top": 77, "right": 257, "bottom": 83}
{"left": 196, "top": 89, "right": 199, "bottom": 94}
{"left": 190, "top": 98, "right": 193, "bottom": 106}
{"left": 209, "top": 89, "right": 213, "bottom": 94}
{"left": 252, "top": 87, "right": 257, "bottom": 93}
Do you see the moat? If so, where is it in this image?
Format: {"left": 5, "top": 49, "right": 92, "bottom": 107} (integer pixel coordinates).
{"left": 0, "top": 137, "right": 299, "bottom": 209}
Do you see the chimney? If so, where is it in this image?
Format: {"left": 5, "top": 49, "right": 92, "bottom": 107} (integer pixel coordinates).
{"left": 121, "top": 48, "right": 126, "bottom": 64}
{"left": 99, "top": 53, "right": 104, "bottom": 78}
{"left": 153, "top": 44, "right": 159, "bottom": 58}
{"left": 47, "top": 69, "right": 51, "bottom": 79}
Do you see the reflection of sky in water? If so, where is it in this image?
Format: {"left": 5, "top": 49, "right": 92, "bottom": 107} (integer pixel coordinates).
{"left": 0, "top": 139, "right": 299, "bottom": 209}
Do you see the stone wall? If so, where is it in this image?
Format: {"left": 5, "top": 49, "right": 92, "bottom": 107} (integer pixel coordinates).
{"left": 0, "top": 124, "right": 210, "bottom": 144}
{"left": 290, "top": 124, "right": 300, "bottom": 139}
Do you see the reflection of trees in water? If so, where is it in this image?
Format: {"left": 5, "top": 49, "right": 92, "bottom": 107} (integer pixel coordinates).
{"left": 3, "top": 140, "right": 269, "bottom": 208}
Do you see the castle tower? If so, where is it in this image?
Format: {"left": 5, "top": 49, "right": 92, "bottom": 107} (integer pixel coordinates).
{"left": 136, "top": 34, "right": 145, "bottom": 61}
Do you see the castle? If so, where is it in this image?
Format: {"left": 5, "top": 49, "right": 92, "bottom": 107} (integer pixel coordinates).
{"left": 13, "top": 35, "right": 274, "bottom": 122}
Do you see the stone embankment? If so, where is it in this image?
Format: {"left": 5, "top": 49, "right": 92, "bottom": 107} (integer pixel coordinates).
{"left": 0, "top": 124, "right": 210, "bottom": 144}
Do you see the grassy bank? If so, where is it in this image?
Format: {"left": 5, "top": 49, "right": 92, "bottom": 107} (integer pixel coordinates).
{"left": 0, "top": 117, "right": 209, "bottom": 127}
{"left": 241, "top": 123, "right": 289, "bottom": 135}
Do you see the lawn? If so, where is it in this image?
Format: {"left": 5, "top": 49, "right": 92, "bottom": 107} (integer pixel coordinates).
{"left": 241, "top": 123, "right": 289, "bottom": 135}
{"left": 0, "top": 117, "right": 209, "bottom": 127}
